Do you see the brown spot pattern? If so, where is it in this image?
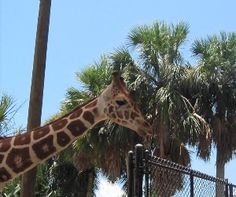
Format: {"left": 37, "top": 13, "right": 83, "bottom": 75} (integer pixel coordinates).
{"left": 111, "top": 113, "right": 117, "bottom": 119}
{"left": 14, "top": 133, "right": 31, "bottom": 146}
{"left": 6, "top": 147, "right": 33, "bottom": 173}
{"left": 124, "top": 111, "right": 129, "bottom": 119}
{"left": 122, "top": 120, "right": 128, "bottom": 125}
{"left": 131, "top": 112, "right": 139, "bottom": 119}
{"left": 104, "top": 108, "right": 107, "bottom": 113}
{"left": 32, "top": 135, "right": 56, "bottom": 160}
{"left": 52, "top": 119, "right": 68, "bottom": 131}
{"left": 0, "top": 138, "right": 11, "bottom": 152}
{"left": 67, "top": 120, "right": 87, "bottom": 137}
{"left": 109, "top": 106, "right": 114, "bottom": 113}
{"left": 117, "top": 111, "right": 123, "bottom": 119}
{"left": 0, "top": 167, "right": 11, "bottom": 182}
{"left": 83, "top": 111, "right": 94, "bottom": 125}
{"left": 85, "top": 99, "right": 97, "bottom": 109}
{"left": 57, "top": 131, "right": 70, "bottom": 147}
{"left": 134, "top": 105, "right": 140, "bottom": 113}
{"left": 33, "top": 126, "right": 50, "bottom": 140}
{"left": 0, "top": 154, "right": 4, "bottom": 163}
{"left": 70, "top": 108, "right": 83, "bottom": 119}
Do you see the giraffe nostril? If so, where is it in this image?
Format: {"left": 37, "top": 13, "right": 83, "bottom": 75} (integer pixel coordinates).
{"left": 143, "top": 121, "right": 151, "bottom": 128}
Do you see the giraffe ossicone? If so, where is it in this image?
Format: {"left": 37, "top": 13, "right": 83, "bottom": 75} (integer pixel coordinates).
{"left": 0, "top": 72, "right": 152, "bottom": 188}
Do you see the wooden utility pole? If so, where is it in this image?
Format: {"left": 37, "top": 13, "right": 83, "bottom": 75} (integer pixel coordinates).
{"left": 20, "top": 0, "right": 51, "bottom": 196}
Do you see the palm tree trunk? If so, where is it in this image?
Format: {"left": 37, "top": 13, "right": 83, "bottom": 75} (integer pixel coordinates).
{"left": 216, "top": 147, "right": 225, "bottom": 197}
{"left": 77, "top": 168, "right": 96, "bottom": 197}
{"left": 86, "top": 169, "right": 96, "bottom": 197}
{"left": 159, "top": 124, "right": 165, "bottom": 158}
{"left": 20, "top": 0, "right": 51, "bottom": 196}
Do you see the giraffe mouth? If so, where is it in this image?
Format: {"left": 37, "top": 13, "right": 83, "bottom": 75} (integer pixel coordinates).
{"left": 137, "top": 129, "right": 146, "bottom": 136}
{"left": 137, "top": 128, "right": 152, "bottom": 137}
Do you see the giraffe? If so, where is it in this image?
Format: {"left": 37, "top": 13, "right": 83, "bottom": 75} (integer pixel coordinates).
{"left": 0, "top": 72, "right": 152, "bottom": 188}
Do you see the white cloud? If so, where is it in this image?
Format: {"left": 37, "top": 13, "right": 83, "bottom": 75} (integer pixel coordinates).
{"left": 96, "top": 179, "right": 126, "bottom": 197}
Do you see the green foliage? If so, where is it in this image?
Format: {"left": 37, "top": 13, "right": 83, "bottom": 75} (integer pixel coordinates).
{"left": 62, "top": 88, "right": 90, "bottom": 112}
{"left": 192, "top": 32, "right": 236, "bottom": 164}
{"left": 2, "top": 177, "right": 21, "bottom": 197}
{"left": 0, "top": 94, "right": 17, "bottom": 135}
{"left": 77, "top": 55, "right": 112, "bottom": 96}
{"left": 128, "top": 21, "right": 189, "bottom": 71}
{"left": 126, "top": 21, "right": 208, "bottom": 156}
{"left": 0, "top": 95, "right": 23, "bottom": 196}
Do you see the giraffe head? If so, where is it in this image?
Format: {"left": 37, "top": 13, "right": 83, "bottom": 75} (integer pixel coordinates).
{"left": 100, "top": 72, "right": 152, "bottom": 137}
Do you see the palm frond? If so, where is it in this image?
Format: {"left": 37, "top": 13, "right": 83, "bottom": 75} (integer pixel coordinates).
{"left": 76, "top": 55, "right": 112, "bottom": 96}
{"left": 0, "top": 94, "right": 21, "bottom": 136}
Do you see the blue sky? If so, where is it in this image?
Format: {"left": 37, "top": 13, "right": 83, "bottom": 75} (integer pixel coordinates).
{"left": 1, "top": 0, "right": 236, "bottom": 191}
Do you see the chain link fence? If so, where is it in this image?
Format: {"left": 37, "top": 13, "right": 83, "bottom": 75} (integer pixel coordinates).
{"left": 127, "top": 144, "right": 236, "bottom": 197}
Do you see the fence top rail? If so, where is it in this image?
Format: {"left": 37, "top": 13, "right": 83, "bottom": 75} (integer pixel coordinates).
{"left": 230, "top": 183, "right": 236, "bottom": 187}
{"left": 147, "top": 153, "right": 231, "bottom": 185}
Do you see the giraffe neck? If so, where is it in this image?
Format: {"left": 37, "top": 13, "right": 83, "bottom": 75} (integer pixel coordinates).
{"left": 0, "top": 97, "right": 106, "bottom": 187}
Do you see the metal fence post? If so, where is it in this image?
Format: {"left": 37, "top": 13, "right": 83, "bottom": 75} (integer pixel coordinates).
{"left": 229, "top": 184, "right": 233, "bottom": 197}
{"left": 225, "top": 179, "right": 229, "bottom": 197}
{"left": 225, "top": 184, "right": 229, "bottom": 197}
{"left": 190, "top": 171, "right": 194, "bottom": 197}
{"left": 144, "top": 150, "right": 150, "bottom": 197}
{"left": 134, "top": 144, "right": 144, "bottom": 197}
{"left": 128, "top": 151, "right": 134, "bottom": 197}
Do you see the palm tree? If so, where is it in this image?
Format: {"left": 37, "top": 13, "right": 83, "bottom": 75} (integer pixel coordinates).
{"left": 192, "top": 32, "right": 236, "bottom": 196}
{"left": 21, "top": 0, "right": 51, "bottom": 196}
{"left": 126, "top": 21, "right": 209, "bottom": 162}
{"left": 105, "top": 22, "right": 211, "bottom": 196}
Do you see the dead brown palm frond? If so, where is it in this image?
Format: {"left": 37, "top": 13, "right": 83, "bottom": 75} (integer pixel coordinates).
{"left": 165, "top": 138, "right": 191, "bottom": 167}
{"left": 196, "top": 128, "right": 212, "bottom": 160}
{"left": 73, "top": 135, "right": 97, "bottom": 172}
{"left": 211, "top": 117, "right": 236, "bottom": 163}
{"left": 178, "top": 143, "right": 191, "bottom": 166}
{"left": 73, "top": 151, "right": 95, "bottom": 173}
{"left": 100, "top": 145, "right": 122, "bottom": 181}
{"left": 193, "top": 113, "right": 210, "bottom": 134}
{"left": 230, "top": 118, "right": 236, "bottom": 150}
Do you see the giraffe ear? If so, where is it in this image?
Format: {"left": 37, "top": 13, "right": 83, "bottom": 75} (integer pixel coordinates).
{"left": 130, "top": 90, "right": 136, "bottom": 100}
{"left": 112, "top": 71, "right": 125, "bottom": 85}
{"left": 112, "top": 71, "right": 121, "bottom": 80}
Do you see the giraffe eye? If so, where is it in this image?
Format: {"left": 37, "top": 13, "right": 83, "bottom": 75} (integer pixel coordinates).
{"left": 116, "top": 100, "right": 127, "bottom": 106}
